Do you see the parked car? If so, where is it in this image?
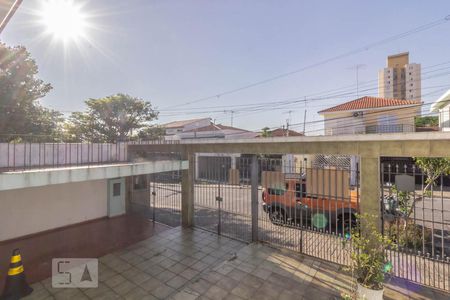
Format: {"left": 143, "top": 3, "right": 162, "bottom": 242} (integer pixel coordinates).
{"left": 261, "top": 178, "right": 359, "bottom": 232}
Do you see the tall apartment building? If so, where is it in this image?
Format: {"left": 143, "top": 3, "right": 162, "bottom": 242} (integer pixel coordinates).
{"left": 378, "top": 52, "right": 421, "bottom": 101}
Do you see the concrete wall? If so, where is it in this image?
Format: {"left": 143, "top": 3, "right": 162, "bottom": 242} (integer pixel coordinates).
{"left": 0, "top": 161, "right": 188, "bottom": 191}
{"left": 0, "top": 180, "right": 107, "bottom": 241}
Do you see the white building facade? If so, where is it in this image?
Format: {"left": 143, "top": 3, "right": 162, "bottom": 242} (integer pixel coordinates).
{"left": 431, "top": 89, "right": 450, "bottom": 132}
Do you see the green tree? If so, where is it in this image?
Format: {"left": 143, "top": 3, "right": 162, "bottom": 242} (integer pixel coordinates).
{"left": 261, "top": 127, "right": 272, "bottom": 137}
{"left": 415, "top": 116, "right": 438, "bottom": 127}
{"left": 137, "top": 126, "right": 165, "bottom": 141}
{"left": 414, "top": 157, "right": 450, "bottom": 193}
{"left": 65, "top": 94, "right": 159, "bottom": 142}
{"left": 0, "top": 43, "right": 60, "bottom": 142}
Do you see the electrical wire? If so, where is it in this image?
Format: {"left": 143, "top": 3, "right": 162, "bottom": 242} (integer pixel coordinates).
{"left": 161, "top": 15, "right": 450, "bottom": 110}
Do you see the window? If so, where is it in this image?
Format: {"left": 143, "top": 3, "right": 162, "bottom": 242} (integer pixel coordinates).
{"left": 378, "top": 115, "right": 398, "bottom": 133}
{"left": 113, "top": 183, "right": 121, "bottom": 196}
{"left": 268, "top": 188, "right": 285, "bottom": 196}
{"left": 295, "top": 183, "right": 307, "bottom": 198}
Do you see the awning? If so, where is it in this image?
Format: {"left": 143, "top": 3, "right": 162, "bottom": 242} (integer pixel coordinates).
{"left": 430, "top": 89, "right": 450, "bottom": 112}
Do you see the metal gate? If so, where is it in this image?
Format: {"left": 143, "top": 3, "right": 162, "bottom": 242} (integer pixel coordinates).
{"left": 130, "top": 171, "right": 181, "bottom": 227}
{"left": 193, "top": 153, "right": 359, "bottom": 266}
{"left": 257, "top": 155, "right": 358, "bottom": 266}
{"left": 381, "top": 158, "right": 450, "bottom": 291}
{"left": 193, "top": 155, "right": 252, "bottom": 242}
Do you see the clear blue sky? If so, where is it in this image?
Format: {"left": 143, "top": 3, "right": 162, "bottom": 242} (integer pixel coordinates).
{"left": 3, "top": 0, "right": 450, "bottom": 134}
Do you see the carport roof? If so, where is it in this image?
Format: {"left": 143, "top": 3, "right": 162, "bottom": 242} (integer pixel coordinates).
{"left": 431, "top": 89, "right": 450, "bottom": 112}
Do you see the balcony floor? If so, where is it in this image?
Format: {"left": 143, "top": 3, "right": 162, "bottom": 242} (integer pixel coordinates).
{"left": 8, "top": 226, "right": 448, "bottom": 300}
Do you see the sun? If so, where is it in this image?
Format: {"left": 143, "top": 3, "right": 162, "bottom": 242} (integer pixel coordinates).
{"left": 40, "top": 0, "right": 87, "bottom": 41}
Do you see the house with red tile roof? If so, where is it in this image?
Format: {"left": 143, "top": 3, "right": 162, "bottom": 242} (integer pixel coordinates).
{"left": 318, "top": 96, "right": 421, "bottom": 135}
{"left": 163, "top": 119, "right": 258, "bottom": 140}
{"left": 257, "top": 128, "right": 304, "bottom": 137}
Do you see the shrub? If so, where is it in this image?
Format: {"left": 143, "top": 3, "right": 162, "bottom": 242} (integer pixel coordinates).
{"left": 344, "top": 213, "right": 396, "bottom": 290}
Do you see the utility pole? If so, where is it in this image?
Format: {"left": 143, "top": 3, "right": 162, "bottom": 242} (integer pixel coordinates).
{"left": 286, "top": 119, "right": 290, "bottom": 137}
{"left": 283, "top": 110, "right": 293, "bottom": 137}
{"left": 303, "top": 110, "right": 307, "bottom": 134}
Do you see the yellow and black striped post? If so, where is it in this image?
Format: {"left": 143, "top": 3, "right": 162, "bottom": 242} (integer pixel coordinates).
{"left": 1, "top": 249, "right": 33, "bottom": 300}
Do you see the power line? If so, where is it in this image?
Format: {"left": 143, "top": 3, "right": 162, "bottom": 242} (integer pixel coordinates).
{"left": 200, "top": 74, "right": 450, "bottom": 122}
{"left": 158, "top": 61, "right": 450, "bottom": 116}
{"left": 11, "top": 59, "right": 446, "bottom": 117}
{"left": 161, "top": 15, "right": 450, "bottom": 110}
{"left": 213, "top": 86, "right": 448, "bottom": 138}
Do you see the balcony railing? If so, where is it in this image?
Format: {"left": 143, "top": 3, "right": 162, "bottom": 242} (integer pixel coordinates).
{"left": 0, "top": 142, "right": 130, "bottom": 172}
{"left": 365, "top": 124, "right": 415, "bottom": 134}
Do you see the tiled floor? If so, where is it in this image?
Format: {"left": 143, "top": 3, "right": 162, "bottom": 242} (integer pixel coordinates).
{"left": 0, "top": 214, "right": 169, "bottom": 292}
{"left": 23, "top": 227, "right": 450, "bottom": 300}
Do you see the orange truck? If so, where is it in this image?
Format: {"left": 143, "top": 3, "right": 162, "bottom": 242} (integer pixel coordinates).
{"left": 261, "top": 175, "right": 359, "bottom": 232}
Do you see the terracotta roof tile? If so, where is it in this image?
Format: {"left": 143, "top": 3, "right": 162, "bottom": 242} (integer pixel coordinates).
{"left": 318, "top": 96, "right": 421, "bottom": 114}
{"left": 269, "top": 128, "right": 303, "bottom": 137}
{"left": 184, "top": 124, "right": 249, "bottom": 133}
{"left": 163, "top": 118, "right": 210, "bottom": 128}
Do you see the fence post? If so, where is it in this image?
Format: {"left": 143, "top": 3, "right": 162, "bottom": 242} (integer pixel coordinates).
{"left": 251, "top": 155, "right": 259, "bottom": 242}
{"left": 181, "top": 150, "right": 194, "bottom": 227}
{"left": 359, "top": 156, "right": 381, "bottom": 230}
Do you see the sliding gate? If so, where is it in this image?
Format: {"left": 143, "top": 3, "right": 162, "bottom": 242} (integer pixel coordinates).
{"left": 193, "top": 154, "right": 359, "bottom": 267}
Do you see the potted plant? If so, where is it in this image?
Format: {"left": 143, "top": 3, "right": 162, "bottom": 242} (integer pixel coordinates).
{"left": 343, "top": 213, "right": 396, "bottom": 300}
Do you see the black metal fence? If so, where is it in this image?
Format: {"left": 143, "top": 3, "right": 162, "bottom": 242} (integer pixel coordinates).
{"left": 381, "top": 160, "right": 450, "bottom": 291}
{"left": 194, "top": 156, "right": 253, "bottom": 242}
{"left": 256, "top": 155, "right": 358, "bottom": 266}
{"left": 127, "top": 151, "right": 450, "bottom": 292}
{"left": 192, "top": 154, "right": 359, "bottom": 266}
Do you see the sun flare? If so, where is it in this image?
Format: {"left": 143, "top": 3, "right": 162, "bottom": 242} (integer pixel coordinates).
{"left": 40, "top": 0, "right": 87, "bottom": 40}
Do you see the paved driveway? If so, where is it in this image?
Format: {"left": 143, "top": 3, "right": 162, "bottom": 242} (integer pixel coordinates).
{"left": 24, "top": 227, "right": 449, "bottom": 300}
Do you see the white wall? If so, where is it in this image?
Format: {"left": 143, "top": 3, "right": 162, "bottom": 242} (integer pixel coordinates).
{"left": 439, "top": 105, "right": 450, "bottom": 131}
{"left": 0, "top": 180, "right": 107, "bottom": 241}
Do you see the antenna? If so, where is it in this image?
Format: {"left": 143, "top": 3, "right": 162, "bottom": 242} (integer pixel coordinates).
{"left": 348, "top": 64, "right": 366, "bottom": 97}
{"left": 283, "top": 110, "right": 294, "bottom": 124}
{"left": 223, "top": 110, "right": 235, "bottom": 127}
{"left": 303, "top": 97, "right": 307, "bottom": 134}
